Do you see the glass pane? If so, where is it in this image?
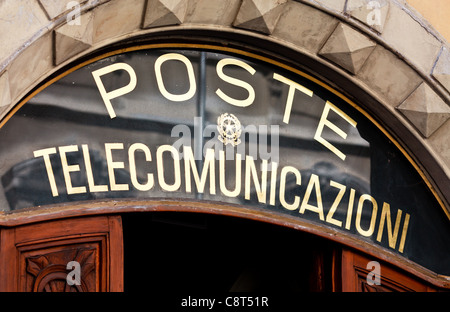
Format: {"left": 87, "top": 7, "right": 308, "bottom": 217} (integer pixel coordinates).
{"left": 0, "top": 48, "right": 448, "bottom": 275}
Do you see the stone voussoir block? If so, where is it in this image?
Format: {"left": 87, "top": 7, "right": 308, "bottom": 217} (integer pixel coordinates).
{"left": 54, "top": 11, "right": 95, "bottom": 65}
{"left": 0, "top": 71, "right": 11, "bottom": 118}
{"left": 397, "top": 82, "right": 450, "bottom": 138}
{"left": 381, "top": 2, "right": 442, "bottom": 75}
{"left": 0, "top": 0, "right": 49, "bottom": 66}
{"left": 91, "top": 0, "right": 147, "bottom": 44}
{"left": 272, "top": 1, "right": 339, "bottom": 54}
{"left": 357, "top": 45, "right": 423, "bottom": 106}
{"left": 432, "top": 47, "right": 450, "bottom": 94}
{"left": 319, "top": 23, "right": 377, "bottom": 75}
{"left": 0, "top": 71, "right": 11, "bottom": 109}
{"left": 301, "top": 0, "right": 346, "bottom": 12}
{"left": 233, "top": 0, "right": 288, "bottom": 35}
{"left": 143, "top": 0, "right": 188, "bottom": 28}
{"left": 7, "top": 32, "right": 53, "bottom": 106}
{"left": 184, "top": 0, "right": 242, "bottom": 26}
{"left": 428, "top": 118, "right": 450, "bottom": 172}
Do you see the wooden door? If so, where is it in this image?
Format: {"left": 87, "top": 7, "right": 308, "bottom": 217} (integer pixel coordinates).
{"left": 0, "top": 215, "right": 123, "bottom": 292}
{"left": 338, "top": 249, "right": 436, "bottom": 292}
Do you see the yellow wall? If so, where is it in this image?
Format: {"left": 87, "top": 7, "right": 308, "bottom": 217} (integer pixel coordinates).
{"left": 406, "top": 0, "right": 450, "bottom": 42}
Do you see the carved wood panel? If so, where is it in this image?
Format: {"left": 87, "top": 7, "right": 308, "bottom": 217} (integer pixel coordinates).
{"left": 26, "top": 247, "right": 96, "bottom": 292}
{"left": 0, "top": 215, "right": 123, "bottom": 292}
{"left": 21, "top": 240, "right": 103, "bottom": 292}
{"left": 339, "top": 249, "right": 436, "bottom": 292}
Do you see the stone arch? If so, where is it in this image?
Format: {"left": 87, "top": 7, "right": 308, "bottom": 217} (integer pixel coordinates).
{"left": 0, "top": 0, "right": 448, "bottom": 212}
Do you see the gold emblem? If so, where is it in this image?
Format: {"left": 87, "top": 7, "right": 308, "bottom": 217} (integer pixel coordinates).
{"left": 217, "top": 113, "right": 242, "bottom": 146}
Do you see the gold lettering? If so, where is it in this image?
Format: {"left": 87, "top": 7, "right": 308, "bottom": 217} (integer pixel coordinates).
{"left": 184, "top": 146, "right": 215, "bottom": 194}
{"left": 33, "top": 147, "right": 58, "bottom": 197}
{"left": 219, "top": 150, "right": 242, "bottom": 197}
{"left": 128, "top": 143, "right": 154, "bottom": 191}
{"left": 59, "top": 145, "right": 87, "bottom": 195}
{"left": 376, "top": 203, "right": 403, "bottom": 249}
{"left": 314, "top": 101, "right": 357, "bottom": 161}
{"left": 245, "top": 155, "right": 268, "bottom": 203}
{"left": 216, "top": 58, "right": 256, "bottom": 107}
{"left": 105, "top": 143, "right": 129, "bottom": 191}
{"left": 398, "top": 213, "right": 411, "bottom": 253}
{"left": 82, "top": 144, "right": 108, "bottom": 193}
{"left": 326, "top": 181, "right": 345, "bottom": 227}
{"left": 269, "top": 162, "right": 279, "bottom": 206}
{"left": 156, "top": 145, "right": 181, "bottom": 192}
{"left": 273, "top": 73, "right": 313, "bottom": 124}
{"left": 355, "top": 194, "right": 378, "bottom": 237}
{"left": 345, "top": 188, "right": 356, "bottom": 230}
{"left": 91, "top": 63, "right": 137, "bottom": 119}
{"left": 299, "top": 174, "right": 324, "bottom": 220}
{"left": 279, "top": 166, "right": 301, "bottom": 210}
{"left": 155, "top": 53, "right": 196, "bottom": 102}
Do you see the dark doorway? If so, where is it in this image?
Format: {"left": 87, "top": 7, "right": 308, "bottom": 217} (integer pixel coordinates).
{"left": 122, "top": 211, "right": 335, "bottom": 292}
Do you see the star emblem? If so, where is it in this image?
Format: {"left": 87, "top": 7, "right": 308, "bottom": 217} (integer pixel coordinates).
{"left": 217, "top": 113, "right": 242, "bottom": 146}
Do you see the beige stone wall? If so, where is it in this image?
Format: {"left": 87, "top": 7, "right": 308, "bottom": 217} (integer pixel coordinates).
{"left": 407, "top": 0, "right": 450, "bottom": 42}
